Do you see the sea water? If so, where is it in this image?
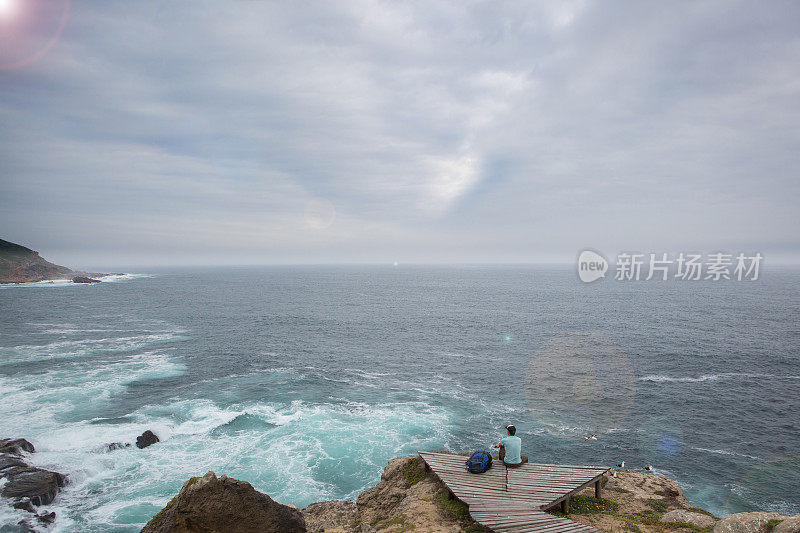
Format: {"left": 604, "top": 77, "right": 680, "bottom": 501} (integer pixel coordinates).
{"left": 0, "top": 266, "right": 798, "bottom": 531}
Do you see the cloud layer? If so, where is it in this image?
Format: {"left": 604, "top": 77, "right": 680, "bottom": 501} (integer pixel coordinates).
{"left": 1, "top": 0, "right": 798, "bottom": 266}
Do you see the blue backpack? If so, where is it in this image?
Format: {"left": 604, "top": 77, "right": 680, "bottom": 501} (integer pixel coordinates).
{"left": 466, "top": 450, "right": 493, "bottom": 473}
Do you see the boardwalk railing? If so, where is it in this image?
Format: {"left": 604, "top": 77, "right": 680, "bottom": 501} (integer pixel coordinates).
{"left": 419, "top": 451, "right": 609, "bottom": 533}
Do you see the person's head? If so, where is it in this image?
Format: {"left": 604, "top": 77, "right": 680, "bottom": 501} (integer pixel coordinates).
{"left": 506, "top": 425, "right": 516, "bottom": 436}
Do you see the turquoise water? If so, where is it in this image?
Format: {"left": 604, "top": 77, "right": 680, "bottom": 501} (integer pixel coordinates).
{"left": 0, "top": 266, "right": 798, "bottom": 531}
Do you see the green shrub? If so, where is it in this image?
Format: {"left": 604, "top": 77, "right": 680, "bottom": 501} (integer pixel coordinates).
{"left": 647, "top": 499, "right": 669, "bottom": 513}
{"left": 767, "top": 519, "right": 784, "bottom": 531}
{"left": 402, "top": 457, "right": 426, "bottom": 486}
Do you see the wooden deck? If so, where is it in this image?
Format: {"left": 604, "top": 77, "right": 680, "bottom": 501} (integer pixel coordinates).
{"left": 419, "top": 451, "right": 609, "bottom": 533}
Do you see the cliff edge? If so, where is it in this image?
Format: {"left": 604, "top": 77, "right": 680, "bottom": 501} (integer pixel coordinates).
{"left": 0, "top": 239, "right": 103, "bottom": 284}
{"left": 141, "top": 455, "right": 800, "bottom": 533}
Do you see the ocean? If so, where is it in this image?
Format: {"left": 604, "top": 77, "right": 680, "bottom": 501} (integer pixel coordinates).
{"left": 1, "top": 266, "right": 798, "bottom": 531}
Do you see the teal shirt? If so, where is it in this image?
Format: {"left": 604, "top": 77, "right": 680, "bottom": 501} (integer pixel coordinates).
{"left": 501, "top": 435, "right": 522, "bottom": 464}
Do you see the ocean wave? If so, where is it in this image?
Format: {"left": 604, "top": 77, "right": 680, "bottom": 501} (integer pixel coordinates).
{"left": 638, "top": 373, "right": 800, "bottom": 383}
{"left": 0, "top": 333, "right": 188, "bottom": 365}
{"left": 690, "top": 446, "right": 762, "bottom": 461}
{"left": 0, "top": 273, "right": 151, "bottom": 289}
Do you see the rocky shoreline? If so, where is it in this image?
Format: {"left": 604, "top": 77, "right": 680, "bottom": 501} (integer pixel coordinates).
{"left": 142, "top": 454, "right": 800, "bottom": 533}
{"left": 0, "top": 238, "right": 107, "bottom": 284}
{"left": 0, "top": 439, "right": 67, "bottom": 531}
{"left": 2, "top": 441, "right": 797, "bottom": 533}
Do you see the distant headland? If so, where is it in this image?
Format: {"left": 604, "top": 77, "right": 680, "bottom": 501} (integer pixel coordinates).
{"left": 0, "top": 238, "right": 106, "bottom": 284}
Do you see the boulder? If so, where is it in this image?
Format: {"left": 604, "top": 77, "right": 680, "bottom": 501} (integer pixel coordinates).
{"left": 72, "top": 276, "right": 101, "bottom": 283}
{"left": 662, "top": 509, "right": 717, "bottom": 529}
{"left": 107, "top": 442, "right": 131, "bottom": 451}
{"left": 0, "top": 438, "right": 35, "bottom": 455}
{"left": 0, "top": 437, "right": 68, "bottom": 519}
{"left": 0, "top": 455, "right": 29, "bottom": 471}
{"left": 136, "top": 430, "right": 159, "bottom": 449}
{"left": 1, "top": 467, "right": 66, "bottom": 505}
{"left": 774, "top": 515, "right": 800, "bottom": 533}
{"left": 714, "top": 512, "right": 788, "bottom": 533}
{"left": 141, "top": 471, "right": 306, "bottom": 533}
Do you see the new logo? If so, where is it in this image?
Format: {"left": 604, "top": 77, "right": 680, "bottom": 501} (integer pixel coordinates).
{"left": 577, "top": 250, "right": 608, "bottom": 283}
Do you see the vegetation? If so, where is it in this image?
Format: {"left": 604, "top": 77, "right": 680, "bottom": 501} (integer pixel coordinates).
{"left": 550, "top": 495, "right": 620, "bottom": 516}
{"left": 435, "top": 490, "right": 492, "bottom": 532}
{"left": 647, "top": 499, "right": 669, "bottom": 513}
{"left": 546, "top": 492, "right": 718, "bottom": 533}
{"left": 767, "top": 518, "right": 784, "bottom": 531}
{"left": 370, "top": 513, "right": 417, "bottom": 531}
{"left": 401, "top": 457, "right": 426, "bottom": 486}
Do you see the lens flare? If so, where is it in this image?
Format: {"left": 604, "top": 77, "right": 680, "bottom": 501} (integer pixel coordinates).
{"left": 636, "top": 416, "right": 683, "bottom": 463}
{"left": 304, "top": 198, "right": 336, "bottom": 230}
{"left": 0, "top": 0, "right": 16, "bottom": 17}
{"left": 0, "top": 0, "right": 70, "bottom": 70}
{"left": 525, "top": 332, "right": 635, "bottom": 441}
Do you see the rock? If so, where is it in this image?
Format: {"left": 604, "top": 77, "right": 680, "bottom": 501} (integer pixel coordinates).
{"left": 0, "top": 437, "right": 67, "bottom": 522}
{"left": 303, "top": 501, "right": 356, "bottom": 533}
{"left": 136, "top": 430, "right": 159, "bottom": 449}
{"left": 13, "top": 499, "right": 36, "bottom": 513}
{"left": 0, "top": 239, "right": 74, "bottom": 284}
{"left": 107, "top": 442, "right": 131, "bottom": 451}
{"left": 714, "top": 512, "right": 788, "bottom": 533}
{"left": 0, "top": 455, "right": 29, "bottom": 471}
{"left": 141, "top": 471, "right": 306, "bottom": 533}
{"left": 774, "top": 515, "right": 800, "bottom": 533}
{"left": 1, "top": 467, "right": 66, "bottom": 505}
{"left": 0, "top": 438, "right": 35, "bottom": 455}
{"left": 662, "top": 509, "right": 717, "bottom": 529}
{"left": 37, "top": 511, "right": 57, "bottom": 524}
{"left": 72, "top": 276, "right": 101, "bottom": 283}
{"left": 350, "top": 456, "right": 464, "bottom": 532}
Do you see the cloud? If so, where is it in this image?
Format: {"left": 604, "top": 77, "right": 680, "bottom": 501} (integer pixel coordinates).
{"left": 0, "top": 0, "right": 798, "bottom": 265}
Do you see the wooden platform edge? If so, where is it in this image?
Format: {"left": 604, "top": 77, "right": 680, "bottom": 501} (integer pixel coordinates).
{"left": 418, "top": 451, "right": 610, "bottom": 533}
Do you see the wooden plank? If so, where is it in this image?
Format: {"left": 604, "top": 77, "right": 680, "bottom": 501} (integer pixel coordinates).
{"left": 419, "top": 452, "right": 607, "bottom": 533}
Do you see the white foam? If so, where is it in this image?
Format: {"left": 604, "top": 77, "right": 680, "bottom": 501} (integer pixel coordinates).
{"left": 0, "top": 273, "right": 151, "bottom": 289}
{"left": 691, "top": 446, "right": 761, "bottom": 461}
{"left": 638, "top": 373, "right": 800, "bottom": 383}
{"left": 0, "top": 333, "right": 188, "bottom": 365}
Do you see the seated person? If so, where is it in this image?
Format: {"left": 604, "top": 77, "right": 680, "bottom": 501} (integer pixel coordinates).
{"left": 492, "top": 424, "right": 528, "bottom": 467}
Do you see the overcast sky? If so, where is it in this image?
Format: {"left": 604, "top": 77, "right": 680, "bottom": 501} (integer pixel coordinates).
{"left": 1, "top": 0, "right": 798, "bottom": 268}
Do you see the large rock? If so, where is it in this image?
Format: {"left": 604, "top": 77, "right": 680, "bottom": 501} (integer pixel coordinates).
{"left": 662, "top": 509, "right": 717, "bottom": 529}
{"left": 136, "top": 430, "right": 159, "bottom": 449}
{"left": 774, "top": 515, "right": 800, "bottom": 533}
{"left": 1, "top": 467, "right": 67, "bottom": 506}
{"left": 72, "top": 276, "right": 101, "bottom": 283}
{"left": 141, "top": 471, "right": 306, "bottom": 533}
{"left": 714, "top": 512, "right": 788, "bottom": 533}
{"left": 0, "top": 438, "right": 36, "bottom": 455}
{"left": 0, "top": 436, "right": 68, "bottom": 530}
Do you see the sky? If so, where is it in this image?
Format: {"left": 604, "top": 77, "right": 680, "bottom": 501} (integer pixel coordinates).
{"left": 1, "top": 0, "right": 799, "bottom": 268}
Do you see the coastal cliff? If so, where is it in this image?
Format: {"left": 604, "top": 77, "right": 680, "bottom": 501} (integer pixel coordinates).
{"left": 0, "top": 239, "right": 103, "bottom": 284}
{"left": 142, "top": 454, "right": 800, "bottom": 533}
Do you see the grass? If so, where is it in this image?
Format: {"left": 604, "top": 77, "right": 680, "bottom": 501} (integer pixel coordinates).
{"left": 435, "top": 490, "right": 492, "bottom": 532}
{"left": 550, "top": 495, "right": 620, "bottom": 516}
{"left": 647, "top": 499, "right": 669, "bottom": 513}
{"left": 767, "top": 519, "right": 784, "bottom": 531}
{"left": 370, "top": 514, "right": 417, "bottom": 531}
{"left": 545, "top": 492, "right": 721, "bottom": 533}
{"left": 401, "top": 457, "right": 426, "bottom": 486}
{"left": 436, "top": 491, "right": 471, "bottom": 522}
{"left": 687, "top": 507, "right": 719, "bottom": 519}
